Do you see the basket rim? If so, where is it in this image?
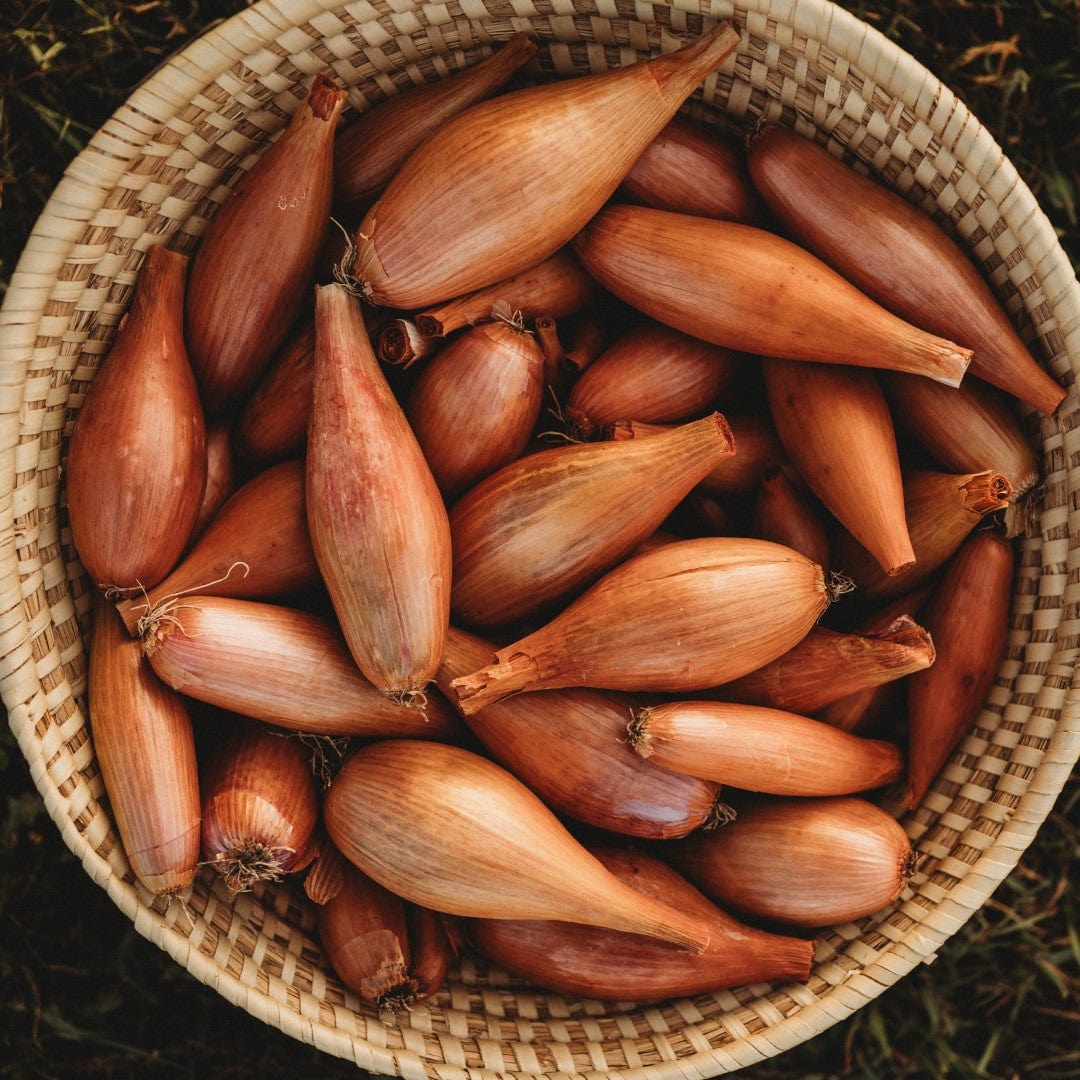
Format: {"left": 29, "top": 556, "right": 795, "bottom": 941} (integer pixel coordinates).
{"left": 2, "top": 0, "right": 1079, "bottom": 1076}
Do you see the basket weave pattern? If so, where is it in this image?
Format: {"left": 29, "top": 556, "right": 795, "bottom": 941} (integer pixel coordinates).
{"left": 1, "top": 0, "right": 1078, "bottom": 1076}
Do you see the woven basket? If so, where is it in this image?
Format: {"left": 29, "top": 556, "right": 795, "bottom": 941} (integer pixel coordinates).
{"left": 1, "top": 0, "right": 1077, "bottom": 1075}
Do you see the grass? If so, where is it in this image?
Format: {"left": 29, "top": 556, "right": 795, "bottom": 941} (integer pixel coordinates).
{"left": 1, "top": 1, "right": 1079, "bottom": 1077}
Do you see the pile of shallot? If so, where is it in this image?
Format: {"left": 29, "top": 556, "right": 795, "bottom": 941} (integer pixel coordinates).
{"left": 69, "top": 22, "right": 1058, "bottom": 1012}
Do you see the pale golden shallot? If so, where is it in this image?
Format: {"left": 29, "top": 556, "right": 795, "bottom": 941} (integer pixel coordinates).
{"left": 323, "top": 740, "right": 713, "bottom": 950}
{"left": 716, "top": 616, "right": 935, "bottom": 715}
{"left": 566, "top": 319, "right": 741, "bottom": 437}
{"left": 333, "top": 34, "right": 539, "bottom": 218}
{"left": 115, "top": 458, "right": 318, "bottom": 635}
{"left": 832, "top": 469, "right": 1012, "bottom": 600}
{"left": 346, "top": 23, "right": 741, "bottom": 309}
{"left": 141, "top": 595, "right": 464, "bottom": 740}
{"left": 628, "top": 700, "right": 903, "bottom": 796}
{"left": 619, "top": 115, "right": 764, "bottom": 224}
{"left": 763, "top": 357, "right": 914, "bottom": 577}
{"left": 745, "top": 122, "right": 1064, "bottom": 416}
{"left": 200, "top": 716, "right": 321, "bottom": 892}
{"left": 450, "top": 413, "right": 736, "bottom": 628}
{"left": 450, "top": 536, "right": 830, "bottom": 713}
{"left": 405, "top": 317, "right": 546, "bottom": 501}
{"left": 437, "top": 625, "right": 722, "bottom": 839}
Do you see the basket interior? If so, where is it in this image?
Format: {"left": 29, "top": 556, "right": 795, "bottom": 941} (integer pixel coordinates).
{"left": 1, "top": 1, "right": 1078, "bottom": 1077}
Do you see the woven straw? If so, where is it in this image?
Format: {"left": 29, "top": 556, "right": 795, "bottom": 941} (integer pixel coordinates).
{"left": 1, "top": 0, "right": 1077, "bottom": 1075}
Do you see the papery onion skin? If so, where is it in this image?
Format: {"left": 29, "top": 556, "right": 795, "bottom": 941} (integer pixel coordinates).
{"left": 233, "top": 320, "right": 315, "bottom": 466}
{"left": 437, "top": 625, "right": 722, "bottom": 839}
{"left": 609, "top": 414, "right": 793, "bottom": 498}
{"left": 565, "top": 319, "right": 741, "bottom": 438}
{"left": 881, "top": 372, "right": 1040, "bottom": 539}
{"left": 467, "top": 843, "right": 815, "bottom": 1002}
{"left": 333, "top": 33, "right": 539, "bottom": 219}
{"left": 763, "top": 357, "right": 914, "bottom": 577}
{"left": 323, "top": 739, "right": 713, "bottom": 951}
{"left": 406, "top": 319, "right": 545, "bottom": 502}
{"left": 715, "top": 617, "right": 935, "bottom": 716}
{"left": 748, "top": 466, "right": 831, "bottom": 570}
{"left": 188, "top": 417, "right": 237, "bottom": 548}
{"left": 115, "top": 458, "right": 318, "bottom": 635}
{"left": 666, "top": 795, "right": 915, "bottom": 928}
{"left": 832, "top": 469, "right": 1013, "bottom": 600}
{"left": 316, "top": 860, "right": 415, "bottom": 1006}
{"left": 413, "top": 248, "right": 597, "bottom": 339}
{"left": 619, "top": 115, "right": 764, "bottom": 225}
{"left": 65, "top": 244, "right": 207, "bottom": 593}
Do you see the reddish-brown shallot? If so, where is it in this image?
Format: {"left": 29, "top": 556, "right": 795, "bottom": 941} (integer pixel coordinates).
{"left": 315, "top": 860, "right": 455, "bottom": 1010}
{"left": 115, "top": 458, "right": 318, "bottom": 635}
{"left": 667, "top": 795, "right": 916, "bottom": 928}
{"left": 627, "top": 700, "right": 903, "bottom": 796}
{"left": 185, "top": 74, "right": 346, "bottom": 409}
{"left": 880, "top": 372, "right": 1040, "bottom": 536}
{"left": 832, "top": 469, "right": 1013, "bottom": 600}
{"left": 814, "top": 587, "right": 933, "bottom": 734}
{"left": 233, "top": 320, "right": 315, "bottom": 466}
{"left": 346, "top": 22, "right": 741, "bottom": 309}
{"left": 610, "top": 414, "right": 794, "bottom": 499}
{"left": 333, "top": 34, "right": 539, "bottom": 219}
{"left": 65, "top": 244, "right": 207, "bottom": 593}
{"left": 449, "top": 536, "right": 830, "bottom": 713}
{"left": 747, "top": 466, "right": 831, "bottom": 570}
{"left": 140, "top": 595, "right": 464, "bottom": 740}
{"left": 716, "top": 616, "right": 936, "bottom": 715}
{"left": 411, "top": 248, "right": 598, "bottom": 339}
{"left": 619, "top": 115, "right": 764, "bottom": 225}
{"left": 88, "top": 599, "right": 200, "bottom": 898}
{"left": 745, "top": 121, "right": 1065, "bottom": 416}
{"left": 468, "top": 843, "right": 815, "bottom": 1002}
{"left": 450, "top": 413, "right": 736, "bottom": 628}
{"left": 763, "top": 357, "right": 914, "bottom": 577}
{"left": 188, "top": 417, "right": 237, "bottom": 548}
{"left": 317, "top": 860, "right": 414, "bottom": 1006}
{"left": 904, "top": 528, "right": 1014, "bottom": 808}
{"left": 405, "top": 316, "right": 546, "bottom": 501}
{"left": 200, "top": 716, "right": 321, "bottom": 892}
{"left": 572, "top": 204, "right": 973, "bottom": 385}
{"left": 437, "top": 625, "right": 723, "bottom": 839}
{"left": 565, "top": 319, "right": 741, "bottom": 437}
{"left": 308, "top": 283, "right": 452, "bottom": 702}
{"left": 323, "top": 740, "right": 713, "bottom": 950}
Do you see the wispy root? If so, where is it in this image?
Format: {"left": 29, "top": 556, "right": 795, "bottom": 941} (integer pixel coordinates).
{"left": 133, "top": 561, "right": 250, "bottom": 641}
